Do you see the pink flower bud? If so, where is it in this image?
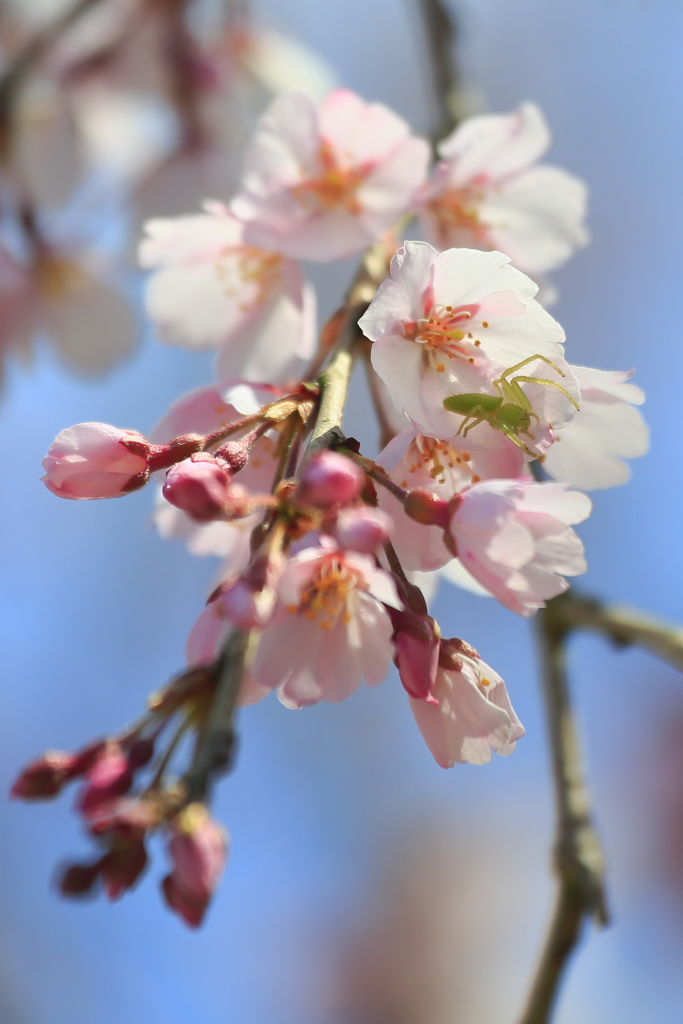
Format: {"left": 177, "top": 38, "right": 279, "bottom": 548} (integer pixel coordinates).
{"left": 296, "top": 451, "right": 364, "bottom": 508}
{"left": 218, "top": 580, "right": 263, "bottom": 629}
{"left": 100, "top": 840, "right": 148, "bottom": 901}
{"left": 10, "top": 751, "right": 78, "bottom": 799}
{"left": 332, "top": 506, "right": 392, "bottom": 553}
{"left": 77, "top": 746, "right": 133, "bottom": 819}
{"left": 162, "top": 453, "right": 232, "bottom": 522}
{"left": 58, "top": 861, "right": 101, "bottom": 897}
{"left": 403, "top": 489, "right": 450, "bottom": 528}
{"left": 161, "top": 804, "right": 228, "bottom": 928}
{"left": 41, "top": 423, "right": 151, "bottom": 500}
{"left": 395, "top": 631, "right": 439, "bottom": 703}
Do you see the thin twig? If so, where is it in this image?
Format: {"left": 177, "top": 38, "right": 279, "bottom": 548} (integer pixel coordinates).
{"left": 518, "top": 601, "right": 608, "bottom": 1024}
{"left": 412, "top": 0, "right": 460, "bottom": 141}
{"left": 546, "top": 590, "right": 683, "bottom": 673}
{"left": 182, "top": 630, "right": 254, "bottom": 802}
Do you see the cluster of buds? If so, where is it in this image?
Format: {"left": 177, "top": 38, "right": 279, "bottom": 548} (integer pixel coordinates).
{"left": 11, "top": 664, "right": 230, "bottom": 927}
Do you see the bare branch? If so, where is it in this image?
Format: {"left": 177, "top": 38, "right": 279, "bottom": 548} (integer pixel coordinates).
{"left": 518, "top": 604, "right": 608, "bottom": 1024}
{"left": 412, "top": 0, "right": 460, "bottom": 140}
{"left": 546, "top": 590, "right": 683, "bottom": 673}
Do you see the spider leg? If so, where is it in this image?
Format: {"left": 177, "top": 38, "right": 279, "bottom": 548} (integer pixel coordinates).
{"left": 511, "top": 375, "right": 579, "bottom": 411}
{"left": 502, "top": 378, "right": 533, "bottom": 412}
{"left": 461, "top": 413, "right": 487, "bottom": 438}
{"left": 498, "top": 354, "right": 567, "bottom": 380}
{"left": 502, "top": 427, "right": 536, "bottom": 458}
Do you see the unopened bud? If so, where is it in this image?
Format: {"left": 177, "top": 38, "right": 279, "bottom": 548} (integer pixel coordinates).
{"left": 10, "top": 751, "right": 77, "bottom": 799}
{"left": 41, "top": 423, "right": 151, "bottom": 500}
{"left": 100, "top": 840, "right": 148, "bottom": 900}
{"left": 332, "top": 506, "right": 392, "bottom": 553}
{"left": 161, "top": 804, "right": 228, "bottom": 928}
{"left": 390, "top": 612, "right": 440, "bottom": 703}
{"left": 58, "top": 861, "right": 101, "bottom": 897}
{"left": 404, "top": 489, "right": 450, "bottom": 528}
{"left": 78, "top": 746, "right": 133, "bottom": 819}
{"left": 296, "top": 451, "right": 364, "bottom": 508}
{"left": 162, "top": 453, "right": 232, "bottom": 522}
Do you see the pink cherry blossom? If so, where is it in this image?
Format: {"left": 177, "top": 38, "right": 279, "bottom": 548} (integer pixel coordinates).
{"left": 42, "top": 422, "right": 150, "bottom": 499}
{"left": 410, "top": 649, "right": 524, "bottom": 767}
{"left": 252, "top": 542, "right": 401, "bottom": 707}
{"left": 140, "top": 202, "right": 317, "bottom": 384}
{"left": 360, "top": 241, "right": 577, "bottom": 439}
{"left": 543, "top": 366, "right": 649, "bottom": 490}
{"left": 162, "top": 805, "right": 228, "bottom": 928}
{"left": 230, "top": 89, "right": 430, "bottom": 261}
{"left": 185, "top": 602, "right": 270, "bottom": 707}
{"left": 377, "top": 426, "right": 525, "bottom": 571}
{"left": 449, "top": 479, "right": 591, "bottom": 616}
{"left": 420, "top": 103, "right": 588, "bottom": 278}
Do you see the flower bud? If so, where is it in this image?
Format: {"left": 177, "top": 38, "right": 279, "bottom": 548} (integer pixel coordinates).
{"left": 161, "top": 804, "right": 228, "bottom": 928}
{"left": 162, "top": 453, "right": 232, "bottom": 522}
{"left": 100, "top": 840, "right": 148, "bottom": 900}
{"left": 41, "top": 423, "right": 151, "bottom": 500}
{"left": 77, "top": 746, "right": 133, "bottom": 819}
{"left": 10, "top": 751, "right": 77, "bottom": 799}
{"left": 390, "top": 611, "right": 440, "bottom": 703}
{"left": 296, "top": 451, "right": 364, "bottom": 508}
{"left": 403, "top": 489, "right": 450, "bottom": 528}
{"left": 58, "top": 861, "right": 101, "bottom": 897}
{"left": 332, "top": 506, "right": 392, "bottom": 554}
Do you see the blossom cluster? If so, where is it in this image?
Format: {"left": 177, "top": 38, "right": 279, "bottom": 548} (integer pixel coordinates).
{"left": 15, "top": 88, "right": 648, "bottom": 927}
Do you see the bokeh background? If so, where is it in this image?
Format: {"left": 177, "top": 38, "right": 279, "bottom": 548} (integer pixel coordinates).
{"left": 2, "top": 0, "right": 683, "bottom": 1021}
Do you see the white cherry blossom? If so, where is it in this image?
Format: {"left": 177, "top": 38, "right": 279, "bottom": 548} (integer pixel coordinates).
{"left": 543, "top": 366, "right": 649, "bottom": 489}
{"left": 410, "top": 652, "right": 524, "bottom": 767}
{"left": 360, "top": 241, "right": 577, "bottom": 439}
{"left": 230, "top": 89, "right": 430, "bottom": 261}
{"left": 420, "top": 103, "right": 588, "bottom": 278}
{"left": 139, "top": 202, "right": 316, "bottom": 383}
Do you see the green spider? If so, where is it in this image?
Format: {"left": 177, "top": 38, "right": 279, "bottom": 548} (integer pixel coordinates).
{"left": 442, "top": 355, "right": 579, "bottom": 459}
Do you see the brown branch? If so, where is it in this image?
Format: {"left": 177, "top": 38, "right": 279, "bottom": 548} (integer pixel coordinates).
{"left": 518, "top": 600, "right": 609, "bottom": 1024}
{"left": 412, "top": 0, "right": 460, "bottom": 141}
{"left": 546, "top": 590, "right": 683, "bottom": 673}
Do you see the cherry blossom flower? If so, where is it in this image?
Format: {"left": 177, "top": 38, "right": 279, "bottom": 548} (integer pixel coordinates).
{"left": 42, "top": 422, "right": 150, "bottom": 499}
{"left": 230, "top": 89, "right": 430, "bottom": 261}
{"left": 409, "top": 646, "right": 524, "bottom": 767}
{"left": 377, "top": 425, "right": 525, "bottom": 571}
{"left": 420, "top": 103, "right": 588, "bottom": 279}
{"left": 543, "top": 366, "right": 649, "bottom": 489}
{"left": 359, "top": 241, "right": 577, "bottom": 440}
{"left": 252, "top": 541, "right": 401, "bottom": 707}
{"left": 139, "top": 203, "right": 316, "bottom": 383}
{"left": 449, "top": 479, "right": 591, "bottom": 616}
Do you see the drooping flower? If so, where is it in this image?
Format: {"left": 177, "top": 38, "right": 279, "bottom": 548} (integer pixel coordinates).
{"left": 230, "top": 89, "right": 430, "bottom": 261}
{"left": 252, "top": 541, "right": 401, "bottom": 707}
{"left": 448, "top": 479, "right": 591, "bottom": 616}
{"left": 420, "top": 103, "right": 588, "bottom": 278}
{"left": 360, "top": 241, "right": 577, "bottom": 440}
{"left": 377, "top": 425, "right": 525, "bottom": 571}
{"left": 542, "top": 366, "right": 649, "bottom": 489}
{"left": 409, "top": 642, "right": 524, "bottom": 767}
{"left": 139, "top": 202, "right": 317, "bottom": 383}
